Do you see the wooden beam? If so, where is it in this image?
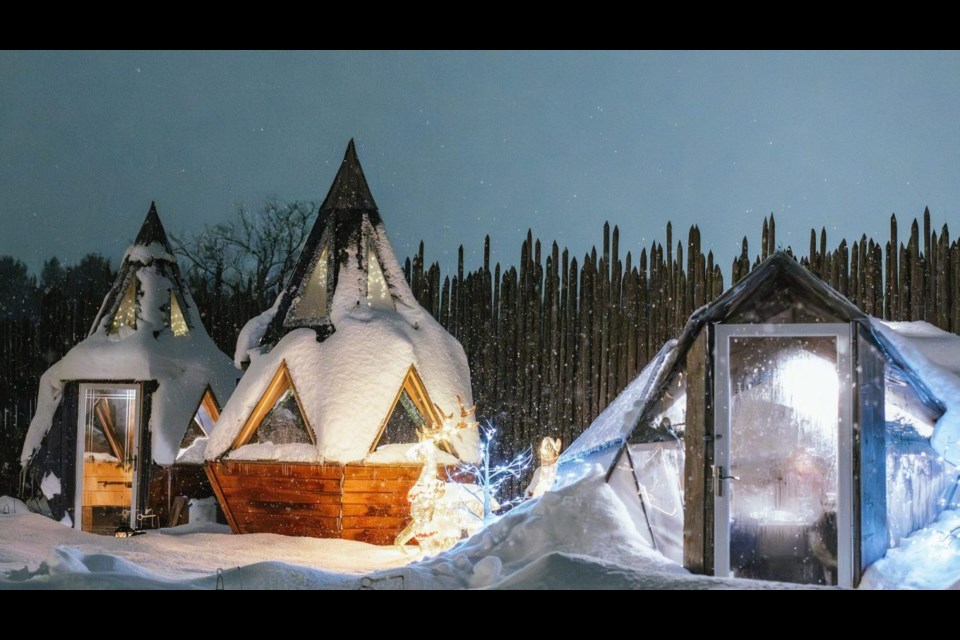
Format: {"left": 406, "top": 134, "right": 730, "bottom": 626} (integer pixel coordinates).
{"left": 683, "top": 327, "right": 713, "bottom": 574}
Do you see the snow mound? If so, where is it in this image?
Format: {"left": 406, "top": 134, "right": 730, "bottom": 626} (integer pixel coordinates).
{"left": 365, "top": 443, "right": 459, "bottom": 465}
{"left": 0, "top": 496, "right": 28, "bottom": 516}
{"left": 40, "top": 473, "right": 60, "bottom": 499}
{"left": 861, "top": 509, "right": 960, "bottom": 590}
{"left": 234, "top": 295, "right": 281, "bottom": 368}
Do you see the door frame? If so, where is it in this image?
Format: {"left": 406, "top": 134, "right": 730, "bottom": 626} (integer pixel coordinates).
{"left": 713, "top": 323, "right": 854, "bottom": 587}
{"left": 75, "top": 382, "right": 143, "bottom": 531}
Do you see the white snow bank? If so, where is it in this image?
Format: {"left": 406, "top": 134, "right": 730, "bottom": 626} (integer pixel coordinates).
{"left": 227, "top": 442, "right": 322, "bottom": 462}
{"left": 233, "top": 294, "right": 281, "bottom": 368}
{"left": 365, "top": 443, "right": 459, "bottom": 466}
{"left": 186, "top": 497, "right": 218, "bottom": 525}
{"left": 874, "top": 320, "right": 960, "bottom": 466}
{"left": 425, "top": 476, "right": 681, "bottom": 587}
{"left": 175, "top": 437, "right": 208, "bottom": 464}
{"left": 0, "top": 511, "right": 408, "bottom": 584}
{"left": 0, "top": 475, "right": 826, "bottom": 590}
{"left": 40, "top": 473, "right": 60, "bottom": 500}
{"left": 22, "top": 260, "right": 236, "bottom": 466}
{"left": 0, "top": 496, "right": 28, "bottom": 516}
{"left": 861, "top": 508, "right": 960, "bottom": 590}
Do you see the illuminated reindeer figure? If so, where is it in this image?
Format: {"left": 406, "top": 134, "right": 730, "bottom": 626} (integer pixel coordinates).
{"left": 394, "top": 396, "right": 476, "bottom": 555}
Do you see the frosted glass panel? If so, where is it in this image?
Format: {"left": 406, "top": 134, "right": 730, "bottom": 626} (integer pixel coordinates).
{"left": 629, "top": 442, "right": 685, "bottom": 564}
{"left": 728, "top": 336, "right": 839, "bottom": 585}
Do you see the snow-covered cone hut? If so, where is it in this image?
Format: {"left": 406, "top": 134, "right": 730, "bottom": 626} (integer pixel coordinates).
{"left": 20, "top": 204, "right": 237, "bottom": 534}
{"left": 557, "top": 252, "right": 960, "bottom": 588}
{"left": 204, "top": 140, "right": 478, "bottom": 544}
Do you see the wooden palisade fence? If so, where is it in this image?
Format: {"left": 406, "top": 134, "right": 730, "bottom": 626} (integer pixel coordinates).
{"left": 2, "top": 209, "right": 959, "bottom": 497}
{"left": 403, "top": 209, "right": 960, "bottom": 479}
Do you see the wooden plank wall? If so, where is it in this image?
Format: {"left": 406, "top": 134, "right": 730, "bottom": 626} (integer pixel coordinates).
{"left": 206, "top": 461, "right": 431, "bottom": 545}
{"left": 6, "top": 210, "right": 960, "bottom": 500}
{"left": 403, "top": 210, "right": 960, "bottom": 495}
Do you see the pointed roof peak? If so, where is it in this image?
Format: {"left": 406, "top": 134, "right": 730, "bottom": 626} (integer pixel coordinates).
{"left": 134, "top": 201, "right": 173, "bottom": 251}
{"left": 319, "top": 139, "right": 378, "bottom": 213}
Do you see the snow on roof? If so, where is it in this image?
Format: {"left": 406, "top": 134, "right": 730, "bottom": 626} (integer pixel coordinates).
{"left": 208, "top": 142, "right": 478, "bottom": 464}
{"left": 562, "top": 316, "right": 960, "bottom": 471}
{"left": 871, "top": 320, "right": 960, "bottom": 466}
{"left": 234, "top": 294, "right": 281, "bottom": 368}
{"left": 205, "top": 295, "right": 477, "bottom": 463}
{"left": 559, "top": 341, "right": 678, "bottom": 463}
{"left": 22, "top": 208, "right": 237, "bottom": 467}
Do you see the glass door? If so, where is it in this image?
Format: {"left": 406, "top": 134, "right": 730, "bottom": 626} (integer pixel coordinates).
{"left": 714, "top": 325, "right": 853, "bottom": 587}
{"left": 75, "top": 384, "right": 141, "bottom": 534}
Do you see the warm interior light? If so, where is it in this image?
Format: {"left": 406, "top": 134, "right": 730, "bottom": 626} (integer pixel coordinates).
{"left": 366, "top": 240, "right": 393, "bottom": 308}
{"left": 775, "top": 351, "right": 839, "bottom": 446}
{"left": 289, "top": 245, "right": 330, "bottom": 322}
{"left": 170, "top": 293, "right": 189, "bottom": 336}
{"left": 109, "top": 280, "right": 137, "bottom": 334}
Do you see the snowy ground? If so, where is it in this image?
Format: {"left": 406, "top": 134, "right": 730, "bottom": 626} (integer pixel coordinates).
{"left": 1, "top": 481, "right": 958, "bottom": 589}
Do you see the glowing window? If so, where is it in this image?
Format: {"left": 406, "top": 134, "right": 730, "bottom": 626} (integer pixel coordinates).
{"left": 366, "top": 240, "right": 393, "bottom": 309}
{"left": 109, "top": 280, "right": 137, "bottom": 334}
{"left": 170, "top": 293, "right": 189, "bottom": 336}
{"left": 288, "top": 244, "right": 330, "bottom": 323}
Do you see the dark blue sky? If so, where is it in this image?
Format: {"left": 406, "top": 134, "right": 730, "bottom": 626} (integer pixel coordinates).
{"left": 2, "top": 51, "right": 959, "bottom": 276}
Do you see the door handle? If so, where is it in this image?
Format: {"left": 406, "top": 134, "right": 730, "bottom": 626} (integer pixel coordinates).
{"left": 716, "top": 466, "right": 740, "bottom": 496}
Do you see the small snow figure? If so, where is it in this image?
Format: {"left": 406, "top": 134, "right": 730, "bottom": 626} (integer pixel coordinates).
{"left": 526, "top": 437, "right": 562, "bottom": 498}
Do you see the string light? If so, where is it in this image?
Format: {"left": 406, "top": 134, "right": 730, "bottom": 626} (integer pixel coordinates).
{"left": 109, "top": 280, "right": 137, "bottom": 334}
{"left": 458, "top": 421, "right": 533, "bottom": 522}
{"left": 170, "top": 293, "right": 189, "bottom": 336}
{"left": 395, "top": 395, "right": 477, "bottom": 554}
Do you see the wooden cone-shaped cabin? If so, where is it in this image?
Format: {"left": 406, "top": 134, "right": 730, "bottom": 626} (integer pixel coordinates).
{"left": 21, "top": 204, "right": 237, "bottom": 534}
{"left": 556, "top": 252, "right": 960, "bottom": 587}
{"left": 204, "top": 141, "right": 478, "bottom": 544}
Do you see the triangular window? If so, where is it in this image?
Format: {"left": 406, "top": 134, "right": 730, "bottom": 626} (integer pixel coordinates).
{"left": 177, "top": 388, "right": 219, "bottom": 461}
{"left": 109, "top": 279, "right": 137, "bottom": 334}
{"left": 371, "top": 366, "right": 438, "bottom": 450}
{"left": 288, "top": 244, "right": 331, "bottom": 324}
{"left": 366, "top": 239, "right": 393, "bottom": 309}
{"left": 170, "top": 292, "right": 189, "bottom": 336}
{"left": 232, "top": 362, "right": 315, "bottom": 449}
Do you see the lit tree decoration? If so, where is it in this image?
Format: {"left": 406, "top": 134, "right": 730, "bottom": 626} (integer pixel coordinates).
{"left": 457, "top": 421, "right": 533, "bottom": 523}
{"left": 394, "top": 395, "right": 477, "bottom": 555}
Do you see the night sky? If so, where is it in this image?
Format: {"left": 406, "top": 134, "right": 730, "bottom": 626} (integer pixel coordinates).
{"left": 2, "top": 51, "right": 959, "bottom": 276}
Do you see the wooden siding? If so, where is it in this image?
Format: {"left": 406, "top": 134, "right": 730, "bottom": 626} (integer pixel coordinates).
{"left": 205, "top": 460, "right": 452, "bottom": 545}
